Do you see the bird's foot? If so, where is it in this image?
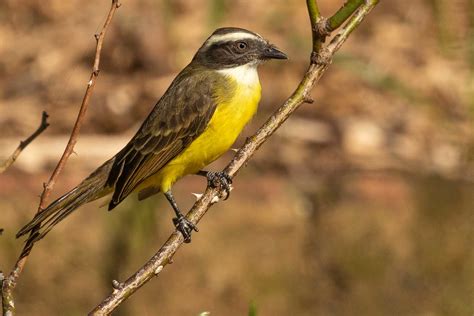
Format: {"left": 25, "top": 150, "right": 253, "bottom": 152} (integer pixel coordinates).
{"left": 206, "top": 171, "right": 233, "bottom": 200}
{"left": 173, "top": 214, "right": 198, "bottom": 243}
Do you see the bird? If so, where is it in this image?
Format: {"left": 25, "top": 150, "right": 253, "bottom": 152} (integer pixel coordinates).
{"left": 16, "top": 27, "right": 287, "bottom": 249}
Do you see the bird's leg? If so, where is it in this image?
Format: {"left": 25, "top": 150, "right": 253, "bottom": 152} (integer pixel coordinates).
{"left": 196, "top": 170, "right": 233, "bottom": 200}
{"left": 164, "top": 190, "right": 198, "bottom": 243}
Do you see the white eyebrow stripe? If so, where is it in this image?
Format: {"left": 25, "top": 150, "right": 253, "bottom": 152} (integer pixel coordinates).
{"left": 205, "top": 32, "right": 262, "bottom": 46}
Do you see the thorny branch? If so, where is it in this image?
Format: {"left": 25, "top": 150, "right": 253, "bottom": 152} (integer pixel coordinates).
{"left": 90, "top": 0, "right": 379, "bottom": 315}
{"left": 1, "top": 1, "right": 121, "bottom": 315}
{"left": 0, "top": 111, "right": 50, "bottom": 174}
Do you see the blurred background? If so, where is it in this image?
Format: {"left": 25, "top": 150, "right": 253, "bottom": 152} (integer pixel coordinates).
{"left": 1, "top": 0, "right": 473, "bottom": 315}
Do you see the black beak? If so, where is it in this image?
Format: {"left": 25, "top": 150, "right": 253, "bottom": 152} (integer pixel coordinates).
{"left": 261, "top": 45, "right": 288, "bottom": 60}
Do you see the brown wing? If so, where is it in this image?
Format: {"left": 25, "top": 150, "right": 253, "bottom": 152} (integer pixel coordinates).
{"left": 106, "top": 67, "right": 217, "bottom": 209}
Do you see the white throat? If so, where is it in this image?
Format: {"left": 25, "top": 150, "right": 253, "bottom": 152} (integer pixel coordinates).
{"left": 217, "top": 63, "right": 260, "bottom": 86}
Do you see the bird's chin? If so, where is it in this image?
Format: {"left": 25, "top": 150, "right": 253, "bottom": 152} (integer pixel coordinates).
{"left": 246, "top": 59, "right": 263, "bottom": 67}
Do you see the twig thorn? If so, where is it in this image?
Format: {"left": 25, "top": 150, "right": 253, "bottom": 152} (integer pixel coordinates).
{"left": 192, "top": 193, "right": 203, "bottom": 200}
{"left": 111, "top": 279, "right": 122, "bottom": 290}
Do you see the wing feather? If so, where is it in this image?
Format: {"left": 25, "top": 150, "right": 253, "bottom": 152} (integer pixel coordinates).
{"left": 106, "top": 67, "right": 217, "bottom": 209}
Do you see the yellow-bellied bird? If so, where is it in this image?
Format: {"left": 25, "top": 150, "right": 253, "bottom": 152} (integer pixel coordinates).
{"left": 17, "top": 27, "right": 287, "bottom": 248}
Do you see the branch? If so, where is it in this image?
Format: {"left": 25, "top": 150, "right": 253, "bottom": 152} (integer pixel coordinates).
{"left": 307, "top": 0, "right": 324, "bottom": 51}
{"left": 90, "top": 0, "right": 379, "bottom": 314}
{"left": 1, "top": 1, "right": 121, "bottom": 315}
{"left": 309, "top": 0, "right": 366, "bottom": 56}
{"left": 0, "top": 111, "right": 49, "bottom": 174}
{"left": 327, "top": 0, "right": 365, "bottom": 31}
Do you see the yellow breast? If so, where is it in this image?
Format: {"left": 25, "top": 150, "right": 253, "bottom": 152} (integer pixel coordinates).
{"left": 148, "top": 66, "right": 262, "bottom": 193}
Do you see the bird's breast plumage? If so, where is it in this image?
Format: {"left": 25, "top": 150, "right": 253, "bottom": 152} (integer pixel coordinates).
{"left": 145, "top": 66, "right": 262, "bottom": 193}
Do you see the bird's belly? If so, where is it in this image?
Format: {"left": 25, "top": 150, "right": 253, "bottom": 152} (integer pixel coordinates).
{"left": 154, "top": 83, "right": 261, "bottom": 192}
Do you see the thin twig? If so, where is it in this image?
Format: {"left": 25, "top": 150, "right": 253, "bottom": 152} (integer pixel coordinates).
{"left": 309, "top": 0, "right": 366, "bottom": 56}
{"left": 36, "top": 0, "right": 120, "bottom": 213}
{"left": 1, "top": 1, "right": 120, "bottom": 315}
{"left": 307, "top": 0, "right": 324, "bottom": 51}
{"left": 89, "top": 0, "right": 379, "bottom": 314}
{"left": 327, "top": 0, "right": 365, "bottom": 31}
{"left": 0, "top": 111, "right": 49, "bottom": 174}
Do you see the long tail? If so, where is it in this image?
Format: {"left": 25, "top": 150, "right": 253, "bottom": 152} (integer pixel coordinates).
{"left": 16, "top": 159, "right": 114, "bottom": 250}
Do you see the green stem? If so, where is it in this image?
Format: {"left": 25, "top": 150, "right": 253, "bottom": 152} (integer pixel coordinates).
{"left": 306, "top": 0, "right": 322, "bottom": 51}
{"left": 307, "top": 0, "right": 322, "bottom": 22}
{"left": 328, "top": 0, "right": 365, "bottom": 31}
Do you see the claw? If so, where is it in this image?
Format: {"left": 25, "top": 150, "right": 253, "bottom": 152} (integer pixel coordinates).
{"left": 206, "top": 171, "right": 233, "bottom": 200}
{"left": 173, "top": 215, "right": 198, "bottom": 243}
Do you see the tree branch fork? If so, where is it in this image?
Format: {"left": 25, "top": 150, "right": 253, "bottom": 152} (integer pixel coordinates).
{"left": 0, "top": 111, "right": 50, "bottom": 174}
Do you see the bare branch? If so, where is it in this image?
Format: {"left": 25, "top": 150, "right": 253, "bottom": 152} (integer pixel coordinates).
{"left": 0, "top": 111, "right": 49, "bottom": 174}
{"left": 89, "top": 0, "right": 379, "bottom": 314}
{"left": 35, "top": 0, "right": 120, "bottom": 214}
{"left": 1, "top": 1, "right": 121, "bottom": 315}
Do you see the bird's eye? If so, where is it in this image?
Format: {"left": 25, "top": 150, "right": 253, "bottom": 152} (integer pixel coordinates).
{"left": 236, "top": 41, "right": 247, "bottom": 50}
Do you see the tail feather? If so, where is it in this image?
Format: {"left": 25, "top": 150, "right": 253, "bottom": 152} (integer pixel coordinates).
{"left": 16, "top": 160, "right": 114, "bottom": 249}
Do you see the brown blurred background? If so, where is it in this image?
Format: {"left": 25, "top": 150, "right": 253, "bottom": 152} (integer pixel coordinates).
{"left": 1, "top": 0, "right": 474, "bottom": 315}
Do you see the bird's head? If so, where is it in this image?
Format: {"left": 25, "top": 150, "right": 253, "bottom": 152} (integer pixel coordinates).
{"left": 193, "top": 27, "right": 287, "bottom": 69}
